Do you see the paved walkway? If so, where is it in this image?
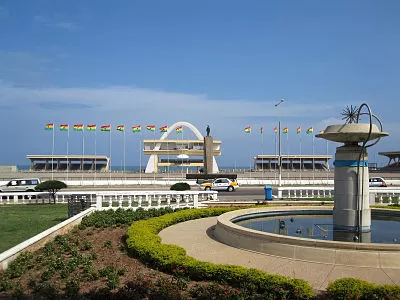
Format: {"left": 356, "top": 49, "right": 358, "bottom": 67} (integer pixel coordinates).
{"left": 159, "top": 217, "right": 400, "bottom": 291}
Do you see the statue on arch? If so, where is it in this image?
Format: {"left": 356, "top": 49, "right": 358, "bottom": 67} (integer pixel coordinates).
{"left": 206, "top": 125, "right": 210, "bottom": 137}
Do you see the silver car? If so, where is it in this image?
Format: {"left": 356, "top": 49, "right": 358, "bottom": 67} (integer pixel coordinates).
{"left": 369, "top": 177, "right": 387, "bottom": 187}
{"left": 0, "top": 178, "right": 41, "bottom": 192}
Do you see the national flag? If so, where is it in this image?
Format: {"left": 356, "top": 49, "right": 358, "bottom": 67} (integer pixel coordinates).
{"left": 244, "top": 126, "right": 251, "bottom": 133}
{"left": 306, "top": 127, "right": 313, "bottom": 134}
{"left": 160, "top": 126, "right": 168, "bottom": 133}
{"left": 297, "top": 126, "right": 301, "bottom": 134}
{"left": 132, "top": 125, "right": 141, "bottom": 132}
{"left": 273, "top": 127, "right": 278, "bottom": 133}
{"left": 59, "top": 124, "right": 69, "bottom": 131}
{"left": 146, "top": 125, "right": 155, "bottom": 132}
{"left": 101, "top": 125, "right": 111, "bottom": 132}
{"left": 117, "top": 125, "right": 125, "bottom": 131}
{"left": 45, "top": 123, "right": 54, "bottom": 130}
{"left": 283, "top": 127, "right": 288, "bottom": 134}
{"left": 73, "top": 124, "right": 84, "bottom": 131}
{"left": 319, "top": 129, "right": 325, "bottom": 134}
{"left": 260, "top": 127, "right": 264, "bottom": 134}
{"left": 87, "top": 124, "right": 96, "bottom": 131}
{"left": 176, "top": 126, "right": 183, "bottom": 133}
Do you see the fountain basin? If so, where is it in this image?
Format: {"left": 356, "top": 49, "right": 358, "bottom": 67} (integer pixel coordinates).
{"left": 214, "top": 206, "right": 400, "bottom": 267}
{"left": 316, "top": 123, "right": 388, "bottom": 143}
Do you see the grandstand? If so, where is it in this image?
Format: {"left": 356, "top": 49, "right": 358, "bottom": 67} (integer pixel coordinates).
{"left": 379, "top": 151, "right": 400, "bottom": 171}
{"left": 26, "top": 155, "right": 109, "bottom": 172}
{"left": 254, "top": 154, "right": 332, "bottom": 171}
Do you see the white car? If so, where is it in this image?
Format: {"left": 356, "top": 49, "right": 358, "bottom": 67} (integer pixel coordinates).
{"left": 369, "top": 177, "right": 387, "bottom": 187}
{"left": 0, "top": 178, "right": 41, "bottom": 192}
{"left": 200, "top": 178, "right": 239, "bottom": 192}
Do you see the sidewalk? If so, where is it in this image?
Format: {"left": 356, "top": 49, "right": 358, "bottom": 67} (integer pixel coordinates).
{"left": 159, "top": 217, "right": 400, "bottom": 291}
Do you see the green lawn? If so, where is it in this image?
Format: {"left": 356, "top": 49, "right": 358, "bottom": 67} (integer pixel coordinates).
{"left": 0, "top": 204, "right": 68, "bottom": 253}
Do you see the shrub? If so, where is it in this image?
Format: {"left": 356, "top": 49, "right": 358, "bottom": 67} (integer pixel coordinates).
{"left": 326, "top": 278, "right": 400, "bottom": 300}
{"left": 170, "top": 182, "right": 191, "bottom": 191}
{"left": 126, "top": 208, "right": 315, "bottom": 299}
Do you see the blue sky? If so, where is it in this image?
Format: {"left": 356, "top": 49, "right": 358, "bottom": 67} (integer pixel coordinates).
{"left": 0, "top": 1, "right": 399, "bottom": 168}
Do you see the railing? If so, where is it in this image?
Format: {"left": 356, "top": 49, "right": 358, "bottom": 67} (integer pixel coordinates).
{"left": 276, "top": 186, "right": 400, "bottom": 203}
{"left": 370, "top": 189, "right": 400, "bottom": 204}
{"left": 0, "top": 192, "right": 51, "bottom": 204}
{"left": 0, "top": 190, "right": 218, "bottom": 209}
{"left": 94, "top": 191, "right": 217, "bottom": 210}
{"left": 276, "top": 186, "right": 334, "bottom": 199}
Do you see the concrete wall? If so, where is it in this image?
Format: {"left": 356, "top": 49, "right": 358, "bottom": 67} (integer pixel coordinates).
{"left": 0, "top": 166, "right": 17, "bottom": 173}
{"left": 0, "top": 207, "right": 96, "bottom": 271}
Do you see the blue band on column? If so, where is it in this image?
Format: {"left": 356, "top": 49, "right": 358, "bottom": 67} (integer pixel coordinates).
{"left": 334, "top": 160, "right": 368, "bottom": 167}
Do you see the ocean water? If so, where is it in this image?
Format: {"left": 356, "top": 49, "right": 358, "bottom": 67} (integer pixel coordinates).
{"left": 16, "top": 165, "right": 244, "bottom": 172}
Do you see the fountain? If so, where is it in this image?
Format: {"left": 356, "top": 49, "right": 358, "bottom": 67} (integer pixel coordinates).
{"left": 317, "top": 103, "right": 388, "bottom": 241}
{"left": 213, "top": 104, "right": 400, "bottom": 266}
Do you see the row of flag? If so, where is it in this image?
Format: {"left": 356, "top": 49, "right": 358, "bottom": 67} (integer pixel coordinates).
{"left": 46, "top": 123, "right": 325, "bottom": 135}
{"left": 244, "top": 126, "right": 325, "bottom": 134}
{"left": 45, "top": 123, "right": 184, "bottom": 133}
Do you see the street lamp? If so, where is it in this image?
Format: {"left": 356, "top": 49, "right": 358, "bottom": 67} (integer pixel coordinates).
{"left": 275, "top": 98, "right": 284, "bottom": 186}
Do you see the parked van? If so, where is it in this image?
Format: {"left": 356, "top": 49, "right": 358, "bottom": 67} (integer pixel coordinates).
{"left": 0, "top": 178, "right": 41, "bottom": 192}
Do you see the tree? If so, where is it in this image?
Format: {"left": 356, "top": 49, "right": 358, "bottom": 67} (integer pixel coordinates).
{"left": 35, "top": 180, "right": 67, "bottom": 203}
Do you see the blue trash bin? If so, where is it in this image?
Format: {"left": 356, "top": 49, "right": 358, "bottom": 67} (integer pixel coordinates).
{"left": 264, "top": 185, "right": 273, "bottom": 201}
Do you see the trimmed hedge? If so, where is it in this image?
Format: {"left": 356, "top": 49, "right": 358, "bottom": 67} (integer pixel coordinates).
{"left": 170, "top": 182, "right": 191, "bottom": 191}
{"left": 327, "top": 278, "right": 400, "bottom": 299}
{"left": 126, "top": 208, "right": 315, "bottom": 299}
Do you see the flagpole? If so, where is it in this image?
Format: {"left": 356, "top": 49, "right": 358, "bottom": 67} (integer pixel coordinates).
{"left": 153, "top": 129, "right": 156, "bottom": 182}
{"left": 274, "top": 128, "right": 277, "bottom": 183}
{"left": 82, "top": 126, "right": 85, "bottom": 183}
{"left": 312, "top": 133, "right": 315, "bottom": 183}
{"left": 249, "top": 129, "right": 252, "bottom": 178}
{"left": 181, "top": 127, "right": 184, "bottom": 179}
{"left": 139, "top": 130, "right": 142, "bottom": 184}
{"left": 109, "top": 124, "right": 112, "bottom": 183}
{"left": 299, "top": 127, "right": 302, "bottom": 183}
{"left": 286, "top": 129, "right": 289, "bottom": 180}
{"left": 274, "top": 98, "right": 284, "bottom": 186}
{"left": 94, "top": 128, "right": 97, "bottom": 182}
{"left": 124, "top": 127, "right": 126, "bottom": 176}
{"left": 167, "top": 131, "right": 170, "bottom": 183}
{"left": 51, "top": 124, "right": 54, "bottom": 180}
{"left": 67, "top": 125, "right": 69, "bottom": 182}
{"left": 261, "top": 127, "right": 264, "bottom": 178}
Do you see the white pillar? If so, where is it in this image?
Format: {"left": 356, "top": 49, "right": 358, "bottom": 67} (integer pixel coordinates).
{"left": 333, "top": 144, "right": 370, "bottom": 232}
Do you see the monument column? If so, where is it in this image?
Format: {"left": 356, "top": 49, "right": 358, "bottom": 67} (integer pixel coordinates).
{"left": 204, "top": 136, "right": 214, "bottom": 174}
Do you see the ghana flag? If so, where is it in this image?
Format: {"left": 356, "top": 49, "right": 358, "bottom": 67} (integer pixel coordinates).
{"left": 45, "top": 123, "right": 54, "bottom": 130}
{"left": 101, "top": 125, "right": 111, "bottom": 132}
{"left": 132, "top": 125, "right": 141, "bottom": 132}
{"left": 146, "top": 125, "right": 156, "bottom": 132}
{"left": 159, "top": 126, "right": 168, "bottom": 133}
{"left": 87, "top": 124, "right": 96, "bottom": 131}
{"left": 73, "top": 124, "right": 84, "bottom": 131}
{"left": 244, "top": 126, "right": 251, "bottom": 133}
{"left": 306, "top": 127, "right": 313, "bottom": 134}
{"left": 59, "top": 124, "right": 69, "bottom": 131}
{"left": 283, "top": 127, "right": 288, "bottom": 134}
{"left": 117, "top": 125, "right": 125, "bottom": 131}
{"left": 273, "top": 126, "right": 278, "bottom": 133}
{"left": 176, "top": 126, "right": 183, "bottom": 133}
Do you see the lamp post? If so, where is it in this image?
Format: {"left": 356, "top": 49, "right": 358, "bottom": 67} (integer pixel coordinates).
{"left": 275, "top": 98, "right": 284, "bottom": 186}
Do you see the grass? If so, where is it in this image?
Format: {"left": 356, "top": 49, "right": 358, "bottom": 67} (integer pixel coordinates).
{"left": 0, "top": 204, "right": 68, "bottom": 253}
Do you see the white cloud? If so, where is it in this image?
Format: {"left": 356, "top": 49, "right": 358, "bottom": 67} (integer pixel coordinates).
{"left": 33, "top": 14, "right": 80, "bottom": 30}
{"left": 0, "top": 82, "right": 396, "bottom": 167}
{"left": 0, "top": 83, "right": 334, "bottom": 123}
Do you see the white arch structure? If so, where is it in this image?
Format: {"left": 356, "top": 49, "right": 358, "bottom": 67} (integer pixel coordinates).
{"left": 145, "top": 121, "right": 219, "bottom": 173}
